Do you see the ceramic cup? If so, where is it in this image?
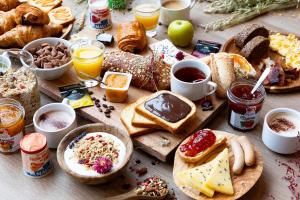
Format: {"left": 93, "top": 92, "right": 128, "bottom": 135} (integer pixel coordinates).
{"left": 171, "top": 59, "right": 217, "bottom": 101}
{"left": 33, "top": 103, "right": 77, "bottom": 148}
{"left": 160, "top": 0, "right": 195, "bottom": 25}
{"left": 0, "top": 54, "right": 11, "bottom": 73}
{"left": 262, "top": 108, "right": 300, "bottom": 154}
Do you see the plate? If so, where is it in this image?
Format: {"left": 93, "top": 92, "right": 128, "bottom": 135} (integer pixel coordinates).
{"left": 222, "top": 36, "right": 300, "bottom": 93}
{"left": 173, "top": 130, "right": 263, "bottom": 200}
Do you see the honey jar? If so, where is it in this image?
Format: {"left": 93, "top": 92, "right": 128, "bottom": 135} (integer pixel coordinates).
{"left": 0, "top": 98, "right": 25, "bottom": 153}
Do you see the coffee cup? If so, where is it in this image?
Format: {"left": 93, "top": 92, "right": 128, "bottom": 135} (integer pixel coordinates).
{"left": 262, "top": 108, "right": 300, "bottom": 154}
{"left": 160, "top": 0, "right": 195, "bottom": 25}
{"left": 0, "top": 54, "right": 11, "bottom": 73}
{"left": 33, "top": 103, "right": 77, "bottom": 148}
{"left": 171, "top": 59, "right": 217, "bottom": 101}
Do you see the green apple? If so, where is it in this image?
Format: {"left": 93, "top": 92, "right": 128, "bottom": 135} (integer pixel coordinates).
{"left": 168, "top": 20, "right": 194, "bottom": 47}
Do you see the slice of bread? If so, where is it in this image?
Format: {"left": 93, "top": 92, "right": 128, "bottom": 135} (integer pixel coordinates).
{"left": 132, "top": 111, "right": 161, "bottom": 129}
{"left": 210, "top": 53, "right": 236, "bottom": 98}
{"left": 120, "top": 97, "right": 154, "bottom": 136}
{"left": 48, "top": 6, "right": 75, "bottom": 26}
{"left": 135, "top": 90, "right": 196, "bottom": 134}
{"left": 179, "top": 132, "right": 227, "bottom": 163}
{"left": 28, "top": 0, "right": 62, "bottom": 13}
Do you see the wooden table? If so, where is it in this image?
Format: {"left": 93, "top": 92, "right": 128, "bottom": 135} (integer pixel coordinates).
{"left": 1, "top": 1, "right": 300, "bottom": 200}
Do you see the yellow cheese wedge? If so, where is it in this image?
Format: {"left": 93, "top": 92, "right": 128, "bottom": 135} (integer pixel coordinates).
{"left": 204, "top": 148, "right": 234, "bottom": 195}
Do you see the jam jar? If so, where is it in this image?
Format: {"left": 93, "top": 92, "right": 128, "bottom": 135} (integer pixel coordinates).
{"left": 0, "top": 98, "right": 25, "bottom": 153}
{"left": 227, "top": 79, "right": 266, "bottom": 131}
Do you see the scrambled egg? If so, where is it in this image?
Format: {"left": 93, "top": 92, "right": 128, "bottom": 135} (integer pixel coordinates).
{"left": 269, "top": 33, "right": 300, "bottom": 70}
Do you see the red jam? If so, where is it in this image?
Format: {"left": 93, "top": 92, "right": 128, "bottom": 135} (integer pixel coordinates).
{"left": 227, "top": 80, "right": 266, "bottom": 131}
{"left": 180, "top": 129, "right": 216, "bottom": 157}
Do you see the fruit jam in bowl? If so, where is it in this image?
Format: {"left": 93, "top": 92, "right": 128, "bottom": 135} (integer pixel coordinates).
{"left": 227, "top": 79, "right": 266, "bottom": 131}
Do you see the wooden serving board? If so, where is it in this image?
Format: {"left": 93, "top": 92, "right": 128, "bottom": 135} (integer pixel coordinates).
{"left": 173, "top": 130, "right": 263, "bottom": 200}
{"left": 222, "top": 36, "right": 300, "bottom": 93}
{"left": 38, "top": 25, "right": 226, "bottom": 162}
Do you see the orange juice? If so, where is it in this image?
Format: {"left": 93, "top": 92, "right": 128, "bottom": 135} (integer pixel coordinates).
{"left": 72, "top": 46, "right": 104, "bottom": 79}
{"left": 134, "top": 4, "right": 160, "bottom": 30}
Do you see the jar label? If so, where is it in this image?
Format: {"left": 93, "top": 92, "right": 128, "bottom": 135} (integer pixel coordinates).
{"left": 0, "top": 129, "right": 23, "bottom": 153}
{"left": 230, "top": 107, "right": 258, "bottom": 130}
{"left": 89, "top": 8, "right": 112, "bottom": 30}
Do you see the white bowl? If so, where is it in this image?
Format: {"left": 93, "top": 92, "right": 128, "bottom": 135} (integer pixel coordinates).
{"left": 33, "top": 103, "right": 77, "bottom": 148}
{"left": 22, "top": 37, "right": 72, "bottom": 80}
{"left": 262, "top": 108, "right": 300, "bottom": 154}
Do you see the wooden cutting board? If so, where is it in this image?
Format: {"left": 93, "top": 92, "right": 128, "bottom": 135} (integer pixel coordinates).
{"left": 173, "top": 130, "right": 263, "bottom": 200}
{"left": 38, "top": 24, "right": 226, "bottom": 162}
{"left": 222, "top": 36, "right": 300, "bottom": 93}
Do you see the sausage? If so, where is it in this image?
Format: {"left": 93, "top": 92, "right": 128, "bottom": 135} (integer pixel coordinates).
{"left": 230, "top": 139, "right": 245, "bottom": 175}
{"left": 238, "top": 136, "right": 256, "bottom": 166}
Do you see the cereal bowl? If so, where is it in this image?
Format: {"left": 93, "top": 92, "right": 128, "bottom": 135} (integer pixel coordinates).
{"left": 57, "top": 123, "right": 133, "bottom": 185}
{"left": 22, "top": 37, "right": 72, "bottom": 80}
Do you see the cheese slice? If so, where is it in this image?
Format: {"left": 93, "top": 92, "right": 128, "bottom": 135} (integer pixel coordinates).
{"left": 204, "top": 148, "right": 234, "bottom": 195}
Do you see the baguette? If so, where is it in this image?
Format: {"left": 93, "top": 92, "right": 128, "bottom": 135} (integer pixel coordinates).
{"left": 179, "top": 132, "right": 227, "bottom": 163}
{"left": 135, "top": 90, "right": 196, "bottom": 134}
{"left": 120, "top": 97, "right": 154, "bottom": 136}
{"left": 210, "top": 53, "right": 236, "bottom": 98}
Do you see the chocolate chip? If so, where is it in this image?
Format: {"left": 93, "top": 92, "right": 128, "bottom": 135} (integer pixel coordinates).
{"left": 109, "top": 106, "right": 115, "bottom": 110}
{"left": 95, "top": 99, "right": 100, "bottom": 103}
{"left": 98, "top": 108, "right": 103, "bottom": 112}
{"left": 104, "top": 109, "right": 111, "bottom": 114}
{"left": 105, "top": 114, "right": 110, "bottom": 118}
{"left": 96, "top": 104, "right": 100, "bottom": 108}
{"left": 91, "top": 97, "right": 96, "bottom": 101}
{"left": 102, "top": 97, "right": 107, "bottom": 101}
{"left": 102, "top": 104, "right": 108, "bottom": 108}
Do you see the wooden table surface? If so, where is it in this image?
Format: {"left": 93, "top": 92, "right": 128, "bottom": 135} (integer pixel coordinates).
{"left": 1, "top": 1, "right": 300, "bottom": 200}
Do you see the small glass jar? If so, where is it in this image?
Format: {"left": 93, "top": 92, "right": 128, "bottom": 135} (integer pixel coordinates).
{"left": 88, "top": 0, "right": 112, "bottom": 31}
{"left": 227, "top": 79, "right": 266, "bottom": 132}
{"left": 0, "top": 98, "right": 25, "bottom": 153}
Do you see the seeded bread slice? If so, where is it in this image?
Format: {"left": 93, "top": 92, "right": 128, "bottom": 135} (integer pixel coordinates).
{"left": 135, "top": 90, "right": 196, "bottom": 134}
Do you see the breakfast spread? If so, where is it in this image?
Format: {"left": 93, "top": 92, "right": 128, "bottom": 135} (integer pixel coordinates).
{"left": 0, "top": 98, "right": 25, "bottom": 153}
{"left": 0, "top": 67, "right": 40, "bottom": 125}
{"left": 20, "top": 132, "right": 53, "bottom": 177}
{"left": 64, "top": 132, "right": 126, "bottom": 176}
{"left": 116, "top": 21, "right": 147, "bottom": 53}
{"left": 227, "top": 79, "right": 266, "bottom": 131}
{"left": 28, "top": 42, "right": 71, "bottom": 69}
{"left": 101, "top": 71, "right": 132, "bottom": 103}
{"left": 135, "top": 91, "right": 196, "bottom": 133}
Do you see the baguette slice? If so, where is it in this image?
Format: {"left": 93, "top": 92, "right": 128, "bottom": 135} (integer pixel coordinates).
{"left": 120, "top": 97, "right": 154, "bottom": 136}
{"left": 135, "top": 90, "right": 196, "bottom": 133}
{"left": 179, "top": 132, "right": 227, "bottom": 163}
{"left": 210, "top": 53, "right": 236, "bottom": 98}
{"left": 28, "top": 0, "right": 62, "bottom": 13}
{"left": 132, "top": 111, "right": 161, "bottom": 129}
{"left": 48, "top": 6, "right": 75, "bottom": 26}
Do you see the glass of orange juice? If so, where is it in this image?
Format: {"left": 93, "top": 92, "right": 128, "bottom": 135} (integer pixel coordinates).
{"left": 71, "top": 39, "right": 105, "bottom": 87}
{"left": 134, "top": 0, "right": 161, "bottom": 37}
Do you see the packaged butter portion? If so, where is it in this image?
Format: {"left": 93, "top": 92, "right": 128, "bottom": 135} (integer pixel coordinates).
{"left": 0, "top": 98, "right": 25, "bottom": 153}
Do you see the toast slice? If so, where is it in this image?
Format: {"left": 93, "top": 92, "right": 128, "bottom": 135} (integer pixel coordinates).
{"left": 179, "top": 131, "right": 227, "bottom": 163}
{"left": 28, "top": 0, "right": 62, "bottom": 13}
{"left": 120, "top": 97, "right": 154, "bottom": 136}
{"left": 48, "top": 6, "right": 75, "bottom": 26}
{"left": 132, "top": 111, "right": 161, "bottom": 129}
{"left": 135, "top": 90, "right": 196, "bottom": 134}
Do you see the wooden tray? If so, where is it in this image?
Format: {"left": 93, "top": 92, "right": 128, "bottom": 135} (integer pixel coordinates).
{"left": 173, "top": 130, "right": 263, "bottom": 200}
{"left": 222, "top": 36, "right": 300, "bottom": 93}
{"left": 38, "top": 25, "right": 226, "bottom": 162}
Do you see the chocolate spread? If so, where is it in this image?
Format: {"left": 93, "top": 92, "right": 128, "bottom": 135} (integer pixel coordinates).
{"left": 144, "top": 93, "right": 191, "bottom": 123}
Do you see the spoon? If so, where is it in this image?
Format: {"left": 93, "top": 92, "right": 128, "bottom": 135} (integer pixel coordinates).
{"left": 107, "top": 189, "right": 168, "bottom": 200}
{"left": 251, "top": 66, "right": 271, "bottom": 94}
{"left": 79, "top": 71, "right": 107, "bottom": 86}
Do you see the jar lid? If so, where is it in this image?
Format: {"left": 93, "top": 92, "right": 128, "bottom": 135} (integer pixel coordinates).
{"left": 20, "top": 133, "right": 47, "bottom": 153}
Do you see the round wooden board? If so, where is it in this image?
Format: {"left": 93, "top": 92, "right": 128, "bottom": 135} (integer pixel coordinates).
{"left": 173, "top": 130, "right": 263, "bottom": 200}
{"left": 221, "top": 37, "right": 300, "bottom": 93}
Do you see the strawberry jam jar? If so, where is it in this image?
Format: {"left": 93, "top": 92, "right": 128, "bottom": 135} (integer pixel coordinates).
{"left": 227, "top": 79, "right": 266, "bottom": 131}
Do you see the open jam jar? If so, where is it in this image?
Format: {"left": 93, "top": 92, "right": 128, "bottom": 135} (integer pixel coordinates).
{"left": 227, "top": 79, "right": 266, "bottom": 131}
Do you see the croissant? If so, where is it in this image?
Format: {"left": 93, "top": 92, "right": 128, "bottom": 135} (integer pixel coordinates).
{"left": 0, "top": 0, "right": 20, "bottom": 11}
{"left": 0, "top": 24, "right": 63, "bottom": 48}
{"left": 0, "top": 4, "right": 49, "bottom": 35}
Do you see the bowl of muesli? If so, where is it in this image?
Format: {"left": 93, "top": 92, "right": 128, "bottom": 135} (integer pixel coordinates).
{"left": 57, "top": 123, "right": 133, "bottom": 184}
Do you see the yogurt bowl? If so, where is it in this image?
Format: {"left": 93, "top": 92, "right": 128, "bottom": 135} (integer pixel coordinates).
{"left": 262, "top": 108, "right": 300, "bottom": 154}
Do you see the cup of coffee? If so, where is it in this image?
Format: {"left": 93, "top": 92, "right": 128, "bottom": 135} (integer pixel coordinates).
{"left": 33, "top": 103, "right": 77, "bottom": 148}
{"left": 262, "top": 108, "right": 300, "bottom": 154}
{"left": 160, "top": 0, "right": 195, "bottom": 25}
{"left": 171, "top": 59, "right": 217, "bottom": 101}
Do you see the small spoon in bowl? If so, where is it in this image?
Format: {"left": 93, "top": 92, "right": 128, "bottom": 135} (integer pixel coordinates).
{"left": 107, "top": 177, "right": 168, "bottom": 200}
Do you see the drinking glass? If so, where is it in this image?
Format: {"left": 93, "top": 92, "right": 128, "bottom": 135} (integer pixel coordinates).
{"left": 133, "top": 0, "right": 161, "bottom": 37}
{"left": 71, "top": 39, "right": 105, "bottom": 87}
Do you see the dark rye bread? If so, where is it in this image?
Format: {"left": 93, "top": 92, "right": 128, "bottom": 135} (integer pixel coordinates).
{"left": 240, "top": 36, "right": 270, "bottom": 63}
{"left": 234, "top": 24, "right": 269, "bottom": 48}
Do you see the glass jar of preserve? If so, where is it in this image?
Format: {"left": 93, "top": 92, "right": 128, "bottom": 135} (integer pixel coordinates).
{"left": 0, "top": 98, "right": 25, "bottom": 153}
{"left": 227, "top": 79, "right": 266, "bottom": 131}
